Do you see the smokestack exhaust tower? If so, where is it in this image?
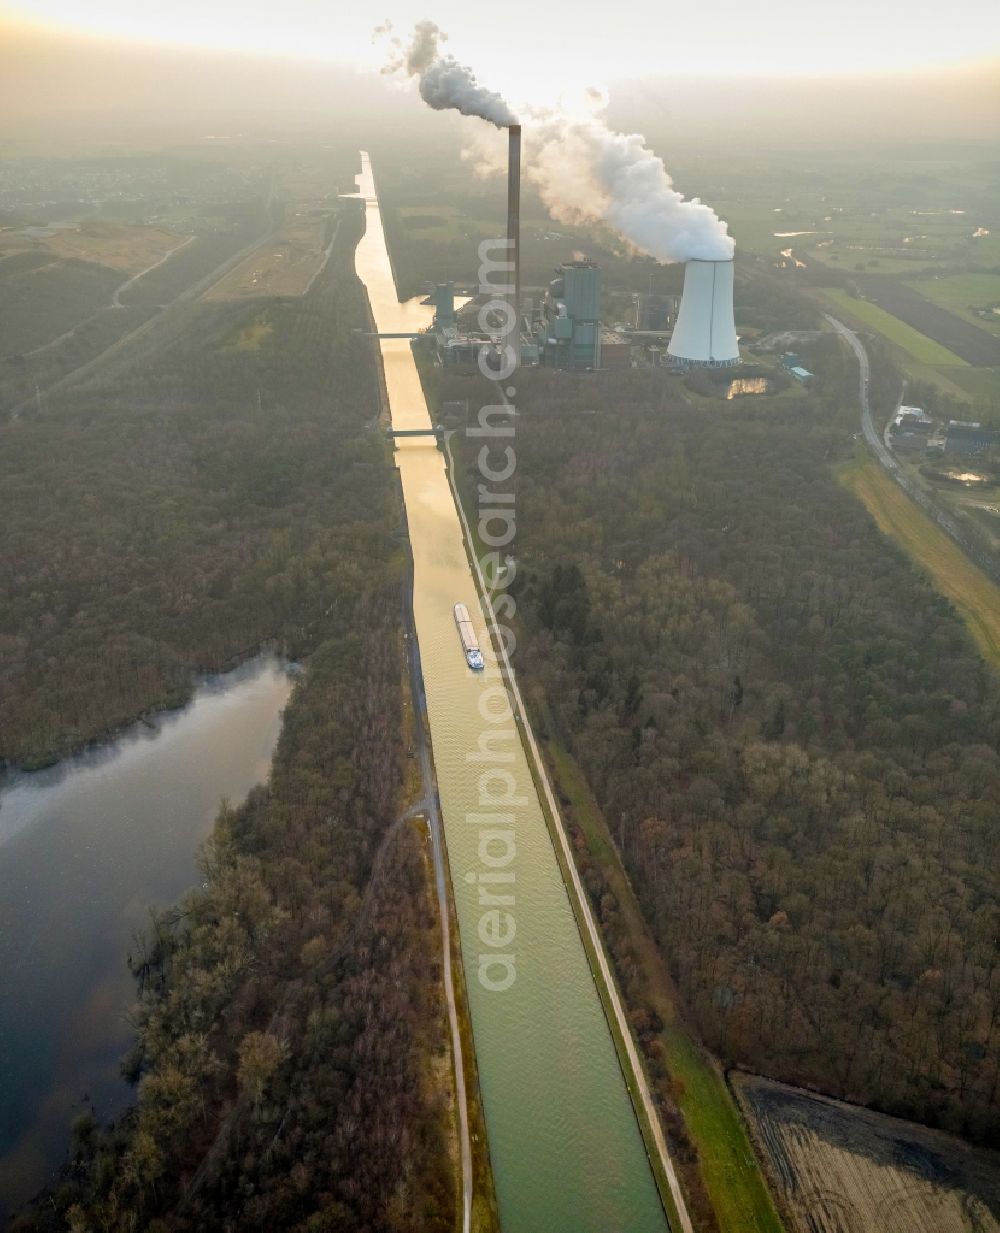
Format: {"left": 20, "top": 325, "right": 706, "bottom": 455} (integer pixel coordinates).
{"left": 507, "top": 124, "right": 521, "bottom": 339}
{"left": 667, "top": 258, "right": 739, "bottom": 368}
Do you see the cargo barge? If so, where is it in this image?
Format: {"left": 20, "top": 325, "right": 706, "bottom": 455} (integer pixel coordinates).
{"left": 454, "top": 602, "right": 485, "bottom": 670}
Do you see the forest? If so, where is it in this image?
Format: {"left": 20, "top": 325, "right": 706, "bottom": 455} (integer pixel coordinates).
{"left": 7, "top": 197, "right": 458, "bottom": 1230}
{"left": 0, "top": 200, "right": 386, "bottom": 767}
{"left": 11, "top": 624, "right": 456, "bottom": 1233}
{"left": 453, "top": 336, "right": 1000, "bottom": 1145}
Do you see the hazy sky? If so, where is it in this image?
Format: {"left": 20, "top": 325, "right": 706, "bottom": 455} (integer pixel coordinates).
{"left": 1, "top": 2, "right": 997, "bottom": 148}
{"left": 5, "top": 0, "right": 1000, "bottom": 89}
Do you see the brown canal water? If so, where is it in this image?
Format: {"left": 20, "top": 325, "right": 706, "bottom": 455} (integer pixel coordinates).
{"left": 353, "top": 153, "right": 668, "bottom": 1233}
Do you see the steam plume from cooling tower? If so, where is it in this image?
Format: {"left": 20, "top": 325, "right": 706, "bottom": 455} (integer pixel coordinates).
{"left": 381, "top": 20, "right": 518, "bottom": 128}
{"left": 380, "top": 22, "right": 733, "bottom": 262}
{"left": 528, "top": 115, "right": 734, "bottom": 262}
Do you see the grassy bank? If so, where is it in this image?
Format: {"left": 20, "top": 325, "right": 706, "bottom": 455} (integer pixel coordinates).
{"left": 841, "top": 457, "right": 1000, "bottom": 669}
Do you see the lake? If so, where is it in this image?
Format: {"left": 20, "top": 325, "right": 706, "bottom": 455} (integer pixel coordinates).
{"left": 0, "top": 655, "right": 293, "bottom": 1219}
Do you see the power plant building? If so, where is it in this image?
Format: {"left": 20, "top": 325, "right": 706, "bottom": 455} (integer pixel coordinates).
{"left": 667, "top": 258, "right": 740, "bottom": 368}
{"left": 430, "top": 281, "right": 540, "bottom": 368}
{"left": 535, "top": 260, "right": 602, "bottom": 368}
{"left": 427, "top": 282, "right": 457, "bottom": 330}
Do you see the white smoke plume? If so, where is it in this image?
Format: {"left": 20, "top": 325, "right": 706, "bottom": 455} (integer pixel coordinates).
{"left": 526, "top": 113, "right": 734, "bottom": 262}
{"left": 381, "top": 22, "right": 733, "bottom": 262}
{"left": 381, "top": 20, "right": 517, "bottom": 128}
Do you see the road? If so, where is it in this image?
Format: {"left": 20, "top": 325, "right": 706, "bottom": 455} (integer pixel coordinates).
{"left": 444, "top": 433, "right": 694, "bottom": 1233}
{"left": 826, "top": 314, "right": 1000, "bottom": 586}
{"left": 825, "top": 314, "right": 895, "bottom": 468}
{"left": 400, "top": 565, "right": 474, "bottom": 1233}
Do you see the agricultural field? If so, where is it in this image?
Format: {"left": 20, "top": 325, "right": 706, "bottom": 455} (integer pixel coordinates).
{"left": 817, "top": 288, "right": 969, "bottom": 366}
{"left": 0, "top": 145, "right": 351, "bottom": 413}
{"left": 734, "top": 1075, "right": 1000, "bottom": 1233}
{"left": 798, "top": 215, "right": 997, "bottom": 275}
{"left": 204, "top": 211, "right": 331, "bottom": 300}
{"left": 31, "top": 223, "right": 179, "bottom": 274}
{"left": 945, "top": 367, "right": 1000, "bottom": 401}
{"left": 0, "top": 221, "right": 182, "bottom": 275}
{"left": 397, "top": 204, "right": 471, "bottom": 241}
{"left": 713, "top": 194, "right": 996, "bottom": 279}
{"left": 909, "top": 273, "right": 1000, "bottom": 336}
{"left": 854, "top": 275, "right": 1000, "bottom": 365}
{"left": 688, "top": 140, "right": 998, "bottom": 301}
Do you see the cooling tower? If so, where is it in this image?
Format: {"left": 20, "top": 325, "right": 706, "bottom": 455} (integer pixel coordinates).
{"left": 667, "top": 258, "right": 739, "bottom": 367}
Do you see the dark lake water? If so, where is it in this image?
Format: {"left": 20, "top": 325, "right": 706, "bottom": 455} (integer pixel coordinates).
{"left": 0, "top": 655, "right": 293, "bottom": 1219}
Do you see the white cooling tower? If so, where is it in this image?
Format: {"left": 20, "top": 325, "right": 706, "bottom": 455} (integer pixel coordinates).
{"left": 667, "top": 259, "right": 739, "bottom": 367}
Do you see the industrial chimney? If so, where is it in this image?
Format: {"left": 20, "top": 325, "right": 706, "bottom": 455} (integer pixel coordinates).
{"left": 507, "top": 124, "right": 521, "bottom": 340}
{"left": 667, "top": 258, "right": 739, "bottom": 368}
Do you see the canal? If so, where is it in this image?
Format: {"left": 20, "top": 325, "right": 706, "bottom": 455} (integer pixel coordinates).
{"left": 354, "top": 152, "right": 669, "bottom": 1232}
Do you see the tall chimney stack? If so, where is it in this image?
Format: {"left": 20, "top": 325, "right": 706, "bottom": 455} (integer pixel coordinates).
{"left": 506, "top": 124, "right": 521, "bottom": 344}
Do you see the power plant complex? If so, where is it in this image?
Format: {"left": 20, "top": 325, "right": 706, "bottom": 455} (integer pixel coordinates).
{"left": 426, "top": 117, "right": 739, "bottom": 373}
{"left": 388, "top": 21, "right": 738, "bottom": 373}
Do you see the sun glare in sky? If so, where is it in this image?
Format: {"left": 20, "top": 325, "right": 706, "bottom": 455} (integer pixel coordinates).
{"left": 5, "top": 0, "right": 1000, "bottom": 87}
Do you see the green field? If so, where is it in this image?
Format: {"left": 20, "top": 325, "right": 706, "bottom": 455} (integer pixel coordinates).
{"left": 819, "top": 288, "right": 970, "bottom": 366}
{"left": 719, "top": 194, "right": 992, "bottom": 277}
{"left": 908, "top": 272, "right": 1000, "bottom": 335}
{"left": 720, "top": 205, "right": 812, "bottom": 256}
{"left": 546, "top": 741, "right": 787, "bottom": 1233}
{"left": 939, "top": 365, "right": 1000, "bottom": 401}
{"left": 809, "top": 250, "right": 946, "bottom": 275}
{"left": 397, "top": 204, "right": 469, "bottom": 240}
